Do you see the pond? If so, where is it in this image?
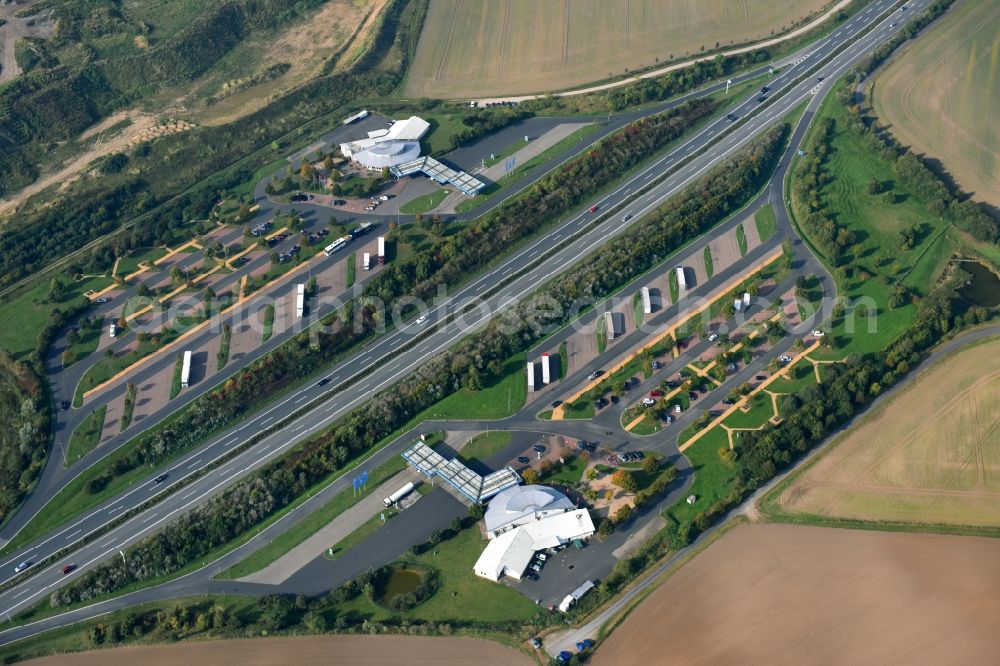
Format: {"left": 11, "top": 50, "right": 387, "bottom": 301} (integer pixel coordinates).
{"left": 958, "top": 261, "right": 1000, "bottom": 308}
{"left": 377, "top": 567, "right": 423, "bottom": 603}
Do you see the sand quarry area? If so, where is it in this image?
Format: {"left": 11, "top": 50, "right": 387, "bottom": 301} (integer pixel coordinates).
{"left": 24, "top": 635, "right": 531, "bottom": 666}
{"left": 593, "top": 523, "right": 1000, "bottom": 666}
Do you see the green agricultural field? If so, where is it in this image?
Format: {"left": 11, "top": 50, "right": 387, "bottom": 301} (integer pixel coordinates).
{"left": 874, "top": 0, "right": 1000, "bottom": 209}
{"left": 406, "top": 0, "right": 831, "bottom": 97}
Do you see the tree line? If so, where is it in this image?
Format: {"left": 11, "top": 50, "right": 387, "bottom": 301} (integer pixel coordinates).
{"left": 51, "top": 120, "right": 789, "bottom": 606}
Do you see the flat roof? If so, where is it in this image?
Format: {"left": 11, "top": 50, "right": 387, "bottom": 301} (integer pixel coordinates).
{"left": 391, "top": 156, "right": 486, "bottom": 195}
{"left": 401, "top": 441, "right": 520, "bottom": 502}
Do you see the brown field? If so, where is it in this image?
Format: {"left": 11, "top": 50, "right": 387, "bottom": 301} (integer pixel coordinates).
{"left": 874, "top": 0, "right": 1000, "bottom": 208}
{"left": 776, "top": 336, "right": 1000, "bottom": 528}
{"left": 24, "top": 635, "right": 531, "bottom": 666}
{"left": 405, "top": 0, "right": 831, "bottom": 98}
{"left": 594, "top": 523, "right": 1000, "bottom": 666}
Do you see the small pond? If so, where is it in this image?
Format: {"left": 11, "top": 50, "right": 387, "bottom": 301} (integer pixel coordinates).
{"left": 377, "top": 567, "right": 423, "bottom": 603}
{"left": 958, "top": 261, "right": 1000, "bottom": 308}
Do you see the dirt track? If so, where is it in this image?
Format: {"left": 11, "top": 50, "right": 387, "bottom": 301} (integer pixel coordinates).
{"left": 593, "top": 523, "right": 1000, "bottom": 666}
{"left": 24, "top": 635, "right": 532, "bottom": 666}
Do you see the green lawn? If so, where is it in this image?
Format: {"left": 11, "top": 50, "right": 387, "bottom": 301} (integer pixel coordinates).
{"left": 722, "top": 392, "right": 774, "bottom": 429}
{"left": 334, "top": 526, "right": 540, "bottom": 624}
{"left": 412, "top": 353, "right": 526, "bottom": 421}
{"left": 767, "top": 360, "right": 818, "bottom": 395}
{"left": 217, "top": 323, "right": 231, "bottom": 370}
{"left": 261, "top": 304, "right": 275, "bottom": 342}
{"left": 169, "top": 353, "right": 184, "bottom": 399}
{"left": 563, "top": 397, "right": 596, "bottom": 420}
{"left": 754, "top": 203, "right": 777, "bottom": 242}
{"left": 596, "top": 312, "right": 607, "bottom": 354}
{"left": 791, "top": 89, "right": 954, "bottom": 359}
{"left": 66, "top": 405, "right": 106, "bottom": 463}
{"left": 120, "top": 383, "right": 137, "bottom": 432}
{"left": 703, "top": 246, "right": 714, "bottom": 279}
{"left": 668, "top": 268, "right": 679, "bottom": 304}
{"left": 458, "top": 431, "right": 512, "bottom": 465}
{"left": 345, "top": 252, "right": 356, "bottom": 288}
{"left": 545, "top": 455, "right": 587, "bottom": 485}
{"left": 399, "top": 189, "right": 448, "bottom": 214}
{"left": 61, "top": 317, "right": 103, "bottom": 369}
{"left": 632, "top": 291, "right": 644, "bottom": 328}
{"left": 668, "top": 427, "right": 738, "bottom": 525}
{"left": 420, "top": 112, "right": 471, "bottom": 155}
{"left": 116, "top": 246, "right": 166, "bottom": 276}
{"left": 736, "top": 224, "right": 748, "bottom": 256}
{"left": 557, "top": 341, "right": 567, "bottom": 381}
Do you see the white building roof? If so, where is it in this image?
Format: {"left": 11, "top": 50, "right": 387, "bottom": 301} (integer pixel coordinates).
{"left": 484, "top": 484, "right": 574, "bottom": 535}
{"left": 473, "top": 509, "right": 595, "bottom": 581}
{"left": 350, "top": 140, "right": 422, "bottom": 170}
{"left": 384, "top": 116, "right": 430, "bottom": 141}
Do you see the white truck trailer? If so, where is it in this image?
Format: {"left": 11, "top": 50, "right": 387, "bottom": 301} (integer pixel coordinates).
{"left": 377, "top": 236, "right": 386, "bottom": 265}
{"left": 526, "top": 360, "right": 536, "bottom": 392}
{"left": 541, "top": 353, "right": 551, "bottom": 385}
{"left": 363, "top": 252, "right": 371, "bottom": 271}
{"left": 641, "top": 287, "right": 652, "bottom": 314}
{"left": 383, "top": 482, "right": 415, "bottom": 507}
{"left": 342, "top": 109, "right": 369, "bottom": 125}
{"left": 676, "top": 265, "right": 687, "bottom": 291}
{"left": 180, "top": 350, "right": 192, "bottom": 389}
{"left": 295, "top": 283, "right": 305, "bottom": 318}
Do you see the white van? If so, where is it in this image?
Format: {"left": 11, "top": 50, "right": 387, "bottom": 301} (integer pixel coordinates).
{"left": 109, "top": 322, "right": 117, "bottom": 338}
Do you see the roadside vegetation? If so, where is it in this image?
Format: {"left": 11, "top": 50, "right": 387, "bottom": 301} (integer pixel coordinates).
{"left": 66, "top": 406, "right": 107, "bottom": 464}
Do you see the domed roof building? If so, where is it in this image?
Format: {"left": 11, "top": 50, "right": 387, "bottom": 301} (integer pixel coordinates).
{"left": 484, "top": 484, "right": 575, "bottom": 538}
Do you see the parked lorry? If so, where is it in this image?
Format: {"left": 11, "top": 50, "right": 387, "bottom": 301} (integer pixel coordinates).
{"left": 383, "top": 482, "right": 415, "bottom": 507}
{"left": 377, "top": 236, "right": 386, "bottom": 264}
{"left": 363, "top": 253, "right": 371, "bottom": 271}
{"left": 180, "top": 350, "right": 192, "bottom": 389}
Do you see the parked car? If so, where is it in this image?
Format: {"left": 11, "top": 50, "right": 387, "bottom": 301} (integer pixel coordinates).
{"left": 516, "top": 456, "right": 530, "bottom": 465}
{"left": 530, "top": 563, "right": 542, "bottom": 573}
{"left": 95, "top": 297, "right": 109, "bottom": 304}
{"left": 708, "top": 333, "right": 719, "bottom": 342}
{"left": 649, "top": 390, "right": 664, "bottom": 398}
{"left": 779, "top": 354, "right": 793, "bottom": 363}
{"left": 533, "top": 444, "right": 546, "bottom": 453}
{"left": 755, "top": 375, "right": 767, "bottom": 381}
{"left": 664, "top": 415, "right": 675, "bottom": 424}
{"left": 536, "top": 553, "right": 547, "bottom": 562}
{"left": 689, "top": 391, "right": 699, "bottom": 401}
{"left": 550, "top": 400, "right": 562, "bottom": 408}
{"left": 558, "top": 652, "right": 573, "bottom": 663}
{"left": 577, "top": 639, "right": 595, "bottom": 651}
{"left": 651, "top": 360, "right": 661, "bottom": 370}
{"left": 642, "top": 398, "right": 656, "bottom": 406}
{"left": 60, "top": 400, "right": 70, "bottom": 410}
{"left": 529, "top": 637, "right": 542, "bottom": 649}
{"left": 811, "top": 330, "right": 825, "bottom": 337}
{"left": 674, "top": 404, "right": 682, "bottom": 413}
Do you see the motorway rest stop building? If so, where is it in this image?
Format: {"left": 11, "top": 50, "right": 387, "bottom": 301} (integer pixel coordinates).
{"left": 401, "top": 441, "right": 520, "bottom": 503}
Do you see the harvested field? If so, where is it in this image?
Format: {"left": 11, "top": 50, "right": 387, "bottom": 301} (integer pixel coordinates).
{"left": 406, "top": 0, "right": 831, "bottom": 98}
{"left": 593, "top": 523, "right": 1000, "bottom": 666}
{"left": 23, "top": 635, "right": 531, "bottom": 666}
{"left": 777, "top": 336, "right": 1000, "bottom": 528}
{"left": 874, "top": 0, "right": 1000, "bottom": 208}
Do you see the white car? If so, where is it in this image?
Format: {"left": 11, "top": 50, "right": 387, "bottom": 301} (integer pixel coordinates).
{"left": 674, "top": 404, "right": 682, "bottom": 413}
{"left": 536, "top": 553, "right": 547, "bottom": 562}
{"left": 415, "top": 315, "right": 428, "bottom": 325}
{"left": 642, "top": 398, "right": 656, "bottom": 406}
{"left": 811, "top": 330, "right": 825, "bottom": 337}
{"left": 13, "top": 561, "right": 30, "bottom": 574}
{"left": 708, "top": 333, "right": 719, "bottom": 342}
{"left": 779, "top": 354, "right": 793, "bottom": 363}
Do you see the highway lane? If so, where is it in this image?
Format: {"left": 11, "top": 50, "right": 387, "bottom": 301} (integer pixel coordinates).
{"left": 9, "top": 50, "right": 788, "bottom": 547}
{"left": 0, "top": 0, "right": 916, "bottom": 622}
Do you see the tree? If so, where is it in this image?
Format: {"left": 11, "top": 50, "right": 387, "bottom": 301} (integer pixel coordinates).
{"left": 428, "top": 529, "right": 442, "bottom": 545}
{"left": 468, "top": 502, "right": 484, "bottom": 520}
{"left": 614, "top": 504, "right": 634, "bottom": 523}
{"left": 641, "top": 456, "right": 660, "bottom": 474}
{"left": 465, "top": 366, "right": 483, "bottom": 391}
{"left": 449, "top": 517, "right": 462, "bottom": 533}
{"left": 597, "top": 518, "right": 614, "bottom": 539}
{"left": 521, "top": 467, "right": 539, "bottom": 485}
{"left": 612, "top": 469, "right": 637, "bottom": 493}
{"left": 586, "top": 468, "right": 598, "bottom": 481}
{"left": 66, "top": 328, "right": 80, "bottom": 345}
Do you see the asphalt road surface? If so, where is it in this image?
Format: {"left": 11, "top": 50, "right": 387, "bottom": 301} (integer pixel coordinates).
{"left": 0, "top": 0, "right": 930, "bottom": 643}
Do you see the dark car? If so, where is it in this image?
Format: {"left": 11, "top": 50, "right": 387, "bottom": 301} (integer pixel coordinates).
{"left": 649, "top": 390, "right": 664, "bottom": 398}
{"left": 60, "top": 564, "right": 76, "bottom": 575}
{"left": 760, "top": 86, "right": 769, "bottom": 94}
{"left": 689, "top": 391, "right": 699, "bottom": 401}
{"left": 516, "top": 456, "right": 530, "bottom": 465}
{"left": 550, "top": 400, "right": 562, "bottom": 408}
{"left": 755, "top": 374, "right": 767, "bottom": 381}
{"left": 558, "top": 651, "right": 573, "bottom": 663}
{"left": 317, "top": 378, "right": 330, "bottom": 387}
{"left": 757, "top": 95, "right": 766, "bottom": 103}
{"left": 577, "top": 639, "right": 595, "bottom": 651}
{"left": 532, "top": 444, "right": 546, "bottom": 453}
{"left": 60, "top": 400, "right": 70, "bottom": 410}
{"left": 154, "top": 473, "right": 169, "bottom": 484}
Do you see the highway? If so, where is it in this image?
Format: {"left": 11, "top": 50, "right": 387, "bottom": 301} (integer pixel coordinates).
{"left": 0, "top": 0, "right": 929, "bottom": 642}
